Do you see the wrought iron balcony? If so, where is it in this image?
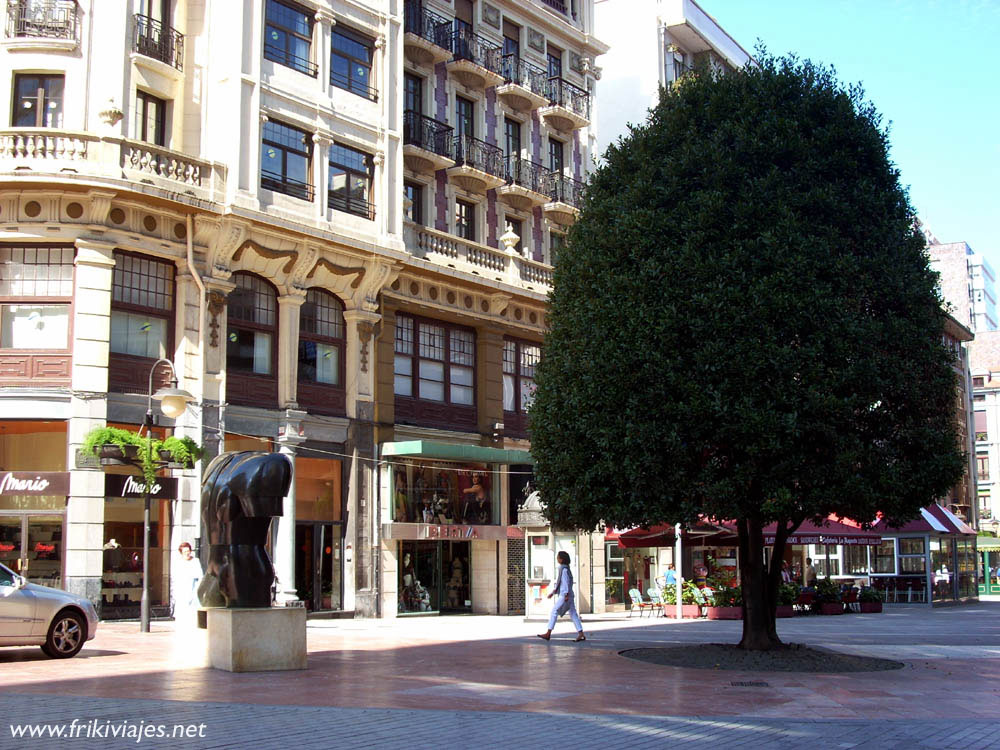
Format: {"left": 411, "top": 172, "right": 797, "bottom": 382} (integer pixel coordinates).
{"left": 546, "top": 173, "right": 586, "bottom": 208}
{"left": 506, "top": 155, "right": 548, "bottom": 195}
{"left": 133, "top": 13, "right": 184, "bottom": 71}
{"left": 6, "top": 0, "right": 78, "bottom": 40}
{"left": 547, "top": 77, "right": 590, "bottom": 119}
{"left": 453, "top": 134, "right": 504, "bottom": 180}
{"left": 329, "top": 191, "right": 375, "bottom": 220}
{"left": 450, "top": 29, "right": 502, "bottom": 76}
{"left": 500, "top": 55, "right": 548, "bottom": 97}
{"left": 403, "top": 1, "right": 451, "bottom": 50}
{"left": 403, "top": 111, "right": 454, "bottom": 159}
{"left": 540, "top": 0, "right": 568, "bottom": 14}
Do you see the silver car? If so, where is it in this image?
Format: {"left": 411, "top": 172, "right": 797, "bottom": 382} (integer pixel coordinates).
{"left": 0, "top": 562, "right": 98, "bottom": 658}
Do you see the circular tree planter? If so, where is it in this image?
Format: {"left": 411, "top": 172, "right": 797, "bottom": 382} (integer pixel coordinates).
{"left": 859, "top": 601, "right": 883, "bottom": 613}
{"left": 775, "top": 605, "right": 794, "bottom": 618}
{"left": 705, "top": 606, "right": 742, "bottom": 620}
{"left": 818, "top": 602, "right": 844, "bottom": 615}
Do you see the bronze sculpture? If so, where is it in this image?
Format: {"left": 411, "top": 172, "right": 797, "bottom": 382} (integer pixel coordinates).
{"left": 197, "top": 451, "right": 292, "bottom": 608}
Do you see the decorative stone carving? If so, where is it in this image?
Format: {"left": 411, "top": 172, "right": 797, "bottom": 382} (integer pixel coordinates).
{"left": 570, "top": 51, "right": 584, "bottom": 73}
{"left": 206, "top": 217, "right": 251, "bottom": 279}
{"left": 98, "top": 99, "right": 123, "bottom": 127}
{"left": 527, "top": 28, "right": 545, "bottom": 53}
{"left": 357, "top": 320, "right": 376, "bottom": 373}
{"left": 207, "top": 291, "right": 227, "bottom": 348}
{"left": 489, "top": 293, "right": 512, "bottom": 317}
{"left": 85, "top": 190, "right": 117, "bottom": 226}
{"left": 483, "top": 3, "right": 500, "bottom": 28}
{"left": 233, "top": 239, "right": 299, "bottom": 275}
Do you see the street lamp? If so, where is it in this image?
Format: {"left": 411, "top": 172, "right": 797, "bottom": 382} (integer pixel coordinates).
{"left": 140, "top": 358, "right": 195, "bottom": 633}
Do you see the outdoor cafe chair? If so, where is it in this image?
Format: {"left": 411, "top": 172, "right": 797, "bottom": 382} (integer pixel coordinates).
{"left": 646, "top": 587, "right": 665, "bottom": 617}
{"left": 628, "top": 588, "right": 651, "bottom": 617}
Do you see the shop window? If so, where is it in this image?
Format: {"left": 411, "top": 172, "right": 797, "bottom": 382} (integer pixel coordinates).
{"left": 0, "top": 245, "right": 73, "bottom": 351}
{"left": 844, "top": 546, "right": 870, "bottom": 575}
{"left": 298, "top": 288, "right": 344, "bottom": 386}
{"left": 330, "top": 26, "right": 376, "bottom": 101}
{"left": 872, "top": 539, "right": 895, "bottom": 574}
{"left": 261, "top": 119, "right": 313, "bottom": 201}
{"left": 809, "top": 544, "right": 840, "bottom": 577}
{"left": 12, "top": 73, "right": 64, "bottom": 128}
{"left": 264, "top": 0, "right": 317, "bottom": 77}
{"left": 391, "top": 459, "right": 497, "bottom": 525}
{"left": 328, "top": 142, "right": 374, "bottom": 219}
{"left": 227, "top": 272, "right": 276, "bottom": 376}
{"left": 133, "top": 90, "right": 167, "bottom": 147}
{"left": 898, "top": 537, "right": 926, "bottom": 574}
{"left": 404, "top": 181, "right": 423, "bottom": 225}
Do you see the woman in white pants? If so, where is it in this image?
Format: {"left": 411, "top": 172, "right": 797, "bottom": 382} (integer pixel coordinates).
{"left": 537, "top": 551, "right": 586, "bottom": 642}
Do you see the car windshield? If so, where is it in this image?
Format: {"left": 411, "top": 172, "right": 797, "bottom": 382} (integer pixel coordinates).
{"left": 0, "top": 563, "right": 15, "bottom": 586}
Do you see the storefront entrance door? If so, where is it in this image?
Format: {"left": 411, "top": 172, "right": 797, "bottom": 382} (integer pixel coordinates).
{"left": 398, "top": 541, "right": 472, "bottom": 614}
{"left": 295, "top": 522, "right": 343, "bottom": 611}
{"left": 0, "top": 514, "right": 64, "bottom": 589}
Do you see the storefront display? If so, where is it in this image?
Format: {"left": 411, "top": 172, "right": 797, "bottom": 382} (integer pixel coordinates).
{"left": 398, "top": 540, "right": 471, "bottom": 614}
{"left": 392, "top": 459, "right": 498, "bottom": 525}
{"left": 294, "top": 450, "right": 343, "bottom": 612}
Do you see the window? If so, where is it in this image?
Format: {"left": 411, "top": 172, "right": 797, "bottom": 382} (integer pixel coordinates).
{"left": 549, "top": 232, "right": 565, "bottom": 265}
{"left": 898, "top": 537, "right": 926, "bottom": 574}
{"left": 110, "top": 251, "right": 174, "bottom": 359}
{"left": 0, "top": 245, "right": 73, "bottom": 350}
{"left": 404, "top": 73, "right": 422, "bottom": 115}
{"left": 548, "top": 138, "right": 564, "bottom": 174}
{"left": 973, "top": 376, "right": 985, "bottom": 388}
{"left": 133, "top": 91, "right": 166, "bottom": 146}
{"left": 504, "top": 117, "right": 521, "bottom": 158}
{"left": 261, "top": 119, "right": 313, "bottom": 201}
{"left": 298, "top": 288, "right": 344, "bottom": 386}
{"left": 264, "top": 0, "right": 317, "bottom": 76}
{"left": 844, "top": 546, "right": 869, "bottom": 575}
{"left": 503, "top": 338, "right": 540, "bottom": 414}
{"left": 331, "top": 26, "right": 375, "bottom": 101}
{"left": 809, "top": 545, "right": 840, "bottom": 577}
{"left": 547, "top": 45, "right": 562, "bottom": 79}
{"left": 502, "top": 20, "right": 520, "bottom": 58}
{"left": 226, "top": 273, "right": 276, "bottom": 376}
{"left": 328, "top": 142, "right": 374, "bottom": 219}
{"left": 979, "top": 455, "right": 990, "bottom": 481}
{"left": 456, "top": 96, "right": 474, "bottom": 138}
{"left": 975, "top": 411, "right": 987, "bottom": 442}
{"left": 12, "top": 74, "right": 64, "bottom": 128}
{"left": 404, "top": 181, "right": 423, "bottom": 225}
{"left": 455, "top": 199, "right": 475, "bottom": 241}
{"left": 872, "top": 540, "right": 895, "bottom": 574}
{"left": 506, "top": 218, "right": 524, "bottom": 255}
{"left": 394, "top": 315, "right": 475, "bottom": 406}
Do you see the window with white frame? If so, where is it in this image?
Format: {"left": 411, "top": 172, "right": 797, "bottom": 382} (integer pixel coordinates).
{"left": 394, "top": 314, "right": 475, "bottom": 405}
{"left": 0, "top": 245, "right": 73, "bottom": 350}
{"left": 110, "top": 251, "right": 174, "bottom": 359}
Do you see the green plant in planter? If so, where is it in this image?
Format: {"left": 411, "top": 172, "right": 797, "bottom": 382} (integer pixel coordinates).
{"left": 813, "top": 577, "right": 842, "bottom": 604}
{"left": 662, "top": 580, "right": 701, "bottom": 605}
{"left": 81, "top": 426, "right": 144, "bottom": 457}
{"left": 777, "top": 583, "right": 800, "bottom": 606}
{"left": 858, "top": 587, "right": 883, "bottom": 603}
{"left": 160, "top": 435, "right": 204, "bottom": 467}
{"left": 711, "top": 585, "right": 743, "bottom": 607}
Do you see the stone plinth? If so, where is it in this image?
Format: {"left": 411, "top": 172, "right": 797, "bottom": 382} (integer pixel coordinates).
{"left": 206, "top": 607, "right": 307, "bottom": 672}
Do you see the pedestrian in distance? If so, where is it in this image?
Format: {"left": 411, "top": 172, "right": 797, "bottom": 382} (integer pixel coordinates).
{"left": 538, "top": 551, "right": 586, "bottom": 642}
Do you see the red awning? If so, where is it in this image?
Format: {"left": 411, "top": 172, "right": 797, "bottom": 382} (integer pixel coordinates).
{"left": 617, "top": 517, "right": 882, "bottom": 547}
{"left": 617, "top": 520, "right": 733, "bottom": 548}
{"left": 874, "top": 504, "right": 977, "bottom": 536}
{"left": 760, "top": 518, "right": 881, "bottom": 546}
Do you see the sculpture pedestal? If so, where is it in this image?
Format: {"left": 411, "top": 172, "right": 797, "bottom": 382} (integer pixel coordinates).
{"left": 206, "top": 607, "right": 307, "bottom": 672}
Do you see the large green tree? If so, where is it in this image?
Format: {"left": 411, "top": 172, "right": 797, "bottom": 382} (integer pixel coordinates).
{"left": 530, "top": 55, "right": 965, "bottom": 650}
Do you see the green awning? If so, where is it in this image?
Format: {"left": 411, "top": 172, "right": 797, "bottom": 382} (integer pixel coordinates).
{"left": 381, "top": 440, "right": 534, "bottom": 465}
{"left": 976, "top": 535, "right": 1000, "bottom": 550}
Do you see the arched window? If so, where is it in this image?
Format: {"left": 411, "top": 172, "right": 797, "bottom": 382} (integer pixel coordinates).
{"left": 299, "top": 288, "right": 345, "bottom": 385}
{"left": 227, "top": 272, "right": 277, "bottom": 375}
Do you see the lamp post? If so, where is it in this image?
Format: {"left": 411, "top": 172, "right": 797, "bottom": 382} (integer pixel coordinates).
{"left": 140, "top": 358, "right": 195, "bottom": 633}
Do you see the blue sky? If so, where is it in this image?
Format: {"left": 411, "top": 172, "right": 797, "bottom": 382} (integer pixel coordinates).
{"left": 595, "top": 0, "right": 999, "bottom": 266}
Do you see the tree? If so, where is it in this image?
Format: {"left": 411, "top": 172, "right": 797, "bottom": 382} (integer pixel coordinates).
{"left": 529, "top": 54, "right": 965, "bottom": 650}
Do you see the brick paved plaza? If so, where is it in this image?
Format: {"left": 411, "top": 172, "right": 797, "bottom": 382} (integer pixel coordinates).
{"left": 3, "top": 603, "right": 1000, "bottom": 748}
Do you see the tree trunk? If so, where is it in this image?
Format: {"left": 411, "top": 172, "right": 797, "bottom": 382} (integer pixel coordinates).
{"left": 737, "top": 516, "right": 794, "bottom": 651}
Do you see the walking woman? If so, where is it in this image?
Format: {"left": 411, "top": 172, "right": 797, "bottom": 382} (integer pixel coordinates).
{"left": 538, "top": 551, "right": 586, "bottom": 642}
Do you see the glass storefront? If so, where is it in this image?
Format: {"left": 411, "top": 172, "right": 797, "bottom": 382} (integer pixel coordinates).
{"left": 102, "top": 494, "right": 170, "bottom": 619}
{"left": 392, "top": 459, "right": 498, "bottom": 525}
{"left": 294, "top": 452, "right": 343, "bottom": 611}
{"left": 930, "top": 537, "right": 956, "bottom": 601}
{"left": 398, "top": 540, "right": 471, "bottom": 614}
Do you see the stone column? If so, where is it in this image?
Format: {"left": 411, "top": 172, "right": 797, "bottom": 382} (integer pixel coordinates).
{"left": 277, "top": 292, "right": 305, "bottom": 408}
{"left": 314, "top": 10, "right": 335, "bottom": 98}
{"left": 274, "top": 408, "right": 306, "bottom": 604}
{"left": 65, "top": 239, "right": 115, "bottom": 604}
{"left": 312, "top": 134, "right": 331, "bottom": 222}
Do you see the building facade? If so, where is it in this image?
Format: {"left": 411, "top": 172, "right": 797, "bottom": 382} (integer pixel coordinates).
{"left": 0, "top": 0, "right": 606, "bottom": 619}
{"left": 928, "top": 241, "right": 998, "bottom": 334}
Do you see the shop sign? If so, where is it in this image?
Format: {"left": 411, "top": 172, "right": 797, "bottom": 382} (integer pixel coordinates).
{"left": 765, "top": 533, "right": 881, "bottom": 546}
{"left": 104, "top": 474, "right": 178, "bottom": 500}
{"left": 0, "top": 471, "right": 70, "bottom": 496}
{"left": 381, "top": 523, "right": 509, "bottom": 541}
{"left": 422, "top": 524, "right": 480, "bottom": 540}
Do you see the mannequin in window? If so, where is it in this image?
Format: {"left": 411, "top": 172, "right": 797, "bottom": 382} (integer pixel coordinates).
{"left": 462, "top": 472, "right": 489, "bottom": 524}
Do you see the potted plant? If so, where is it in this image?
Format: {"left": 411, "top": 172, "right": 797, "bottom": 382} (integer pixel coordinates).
{"left": 858, "top": 587, "right": 883, "bottom": 613}
{"left": 81, "top": 426, "right": 143, "bottom": 463}
{"left": 158, "top": 435, "right": 204, "bottom": 468}
{"left": 705, "top": 584, "right": 743, "bottom": 620}
{"left": 776, "top": 583, "right": 798, "bottom": 618}
{"left": 813, "top": 577, "right": 843, "bottom": 615}
{"left": 662, "top": 581, "right": 702, "bottom": 618}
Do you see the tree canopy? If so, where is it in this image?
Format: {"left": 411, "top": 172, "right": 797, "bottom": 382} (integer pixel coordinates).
{"left": 529, "top": 54, "right": 965, "bottom": 647}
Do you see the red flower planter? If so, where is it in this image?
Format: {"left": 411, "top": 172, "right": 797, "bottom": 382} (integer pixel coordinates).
{"left": 775, "top": 605, "right": 794, "bottom": 618}
{"left": 818, "top": 602, "right": 844, "bottom": 615}
{"left": 859, "top": 601, "right": 883, "bottom": 613}
{"left": 706, "top": 606, "right": 742, "bottom": 620}
{"left": 664, "top": 604, "right": 702, "bottom": 619}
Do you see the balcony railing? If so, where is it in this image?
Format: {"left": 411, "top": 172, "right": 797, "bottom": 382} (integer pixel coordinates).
{"left": 450, "top": 29, "right": 502, "bottom": 75}
{"left": 546, "top": 173, "right": 586, "bottom": 208}
{"left": 133, "top": 14, "right": 184, "bottom": 71}
{"left": 500, "top": 54, "right": 548, "bottom": 98}
{"left": 329, "top": 191, "right": 375, "bottom": 220}
{"left": 505, "top": 155, "right": 548, "bottom": 195}
{"left": 540, "top": 0, "right": 567, "bottom": 14}
{"left": 404, "top": 223, "right": 554, "bottom": 290}
{"left": 6, "top": 0, "right": 78, "bottom": 40}
{"left": 547, "top": 77, "right": 590, "bottom": 119}
{"left": 403, "top": 110, "right": 454, "bottom": 159}
{"left": 261, "top": 171, "right": 313, "bottom": 202}
{"left": 403, "top": 1, "right": 451, "bottom": 50}
{"left": 124, "top": 141, "right": 205, "bottom": 186}
{"left": 453, "top": 134, "right": 504, "bottom": 179}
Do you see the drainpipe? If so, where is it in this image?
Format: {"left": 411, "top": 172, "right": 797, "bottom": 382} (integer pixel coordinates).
{"left": 185, "top": 214, "right": 207, "bottom": 547}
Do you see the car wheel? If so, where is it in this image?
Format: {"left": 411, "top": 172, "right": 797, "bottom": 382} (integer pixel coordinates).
{"left": 41, "top": 610, "right": 86, "bottom": 658}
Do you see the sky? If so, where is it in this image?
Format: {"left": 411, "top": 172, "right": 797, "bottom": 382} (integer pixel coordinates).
{"left": 593, "top": 0, "right": 999, "bottom": 268}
